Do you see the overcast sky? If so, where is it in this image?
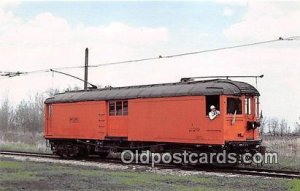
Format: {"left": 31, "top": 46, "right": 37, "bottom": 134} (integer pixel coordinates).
{"left": 0, "top": 0, "right": 299, "bottom": 126}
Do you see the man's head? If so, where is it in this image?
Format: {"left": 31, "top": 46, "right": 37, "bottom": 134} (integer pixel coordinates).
{"left": 210, "top": 105, "right": 216, "bottom": 111}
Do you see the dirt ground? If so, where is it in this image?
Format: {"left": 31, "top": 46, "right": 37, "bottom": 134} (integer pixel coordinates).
{"left": 1, "top": 156, "right": 299, "bottom": 191}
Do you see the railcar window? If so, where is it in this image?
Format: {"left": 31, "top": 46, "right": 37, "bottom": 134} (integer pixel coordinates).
{"left": 206, "top": 95, "right": 220, "bottom": 115}
{"left": 245, "top": 97, "right": 251, "bottom": 115}
{"left": 109, "top": 100, "right": 128, "bottom": 116}
{"left": 123, "top": 101, "right": 128, "bottom": 115}
{"left": 116, "top": 101, "right": 122, "bottom": 116}
{"left": 227, "top": 98, "right": 242, "bottom": 114}
{"left": 255, "top": 97, "right": 259, "bottom": 117}
{"left": 48, "top": 105, "right": 52, "bottom": 117}
{"left": 109, "top": 102, "right": 115, "bottom": 116}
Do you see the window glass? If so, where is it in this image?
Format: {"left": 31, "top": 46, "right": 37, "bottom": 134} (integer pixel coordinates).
{"left": 123, "top": 101, "right": 128, "bottom": 115}
{"left": 48, "top": 105, "right": 52, "bottom": 117}
{"left": 116, "top": 101, "right": 122, "bottom": 116}
{"left": 227, "top": 98, "right": 242, "bottom": 114}
{"left": 109, "top": 100, "right": 128, "bottom": 116}
{"left": 109, "top": 102, "right": 115, "bottom": 116}
{"left": 255, "top": 97, "right": 259, "bottom": 117}
{"left": 245, "top": 98, "right": 251, "bottom": 115}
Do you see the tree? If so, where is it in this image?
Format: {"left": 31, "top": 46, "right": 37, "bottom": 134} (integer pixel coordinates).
{"left": 45, "top": 88, "right": 60, "bottom": 97}
{"left": 268, "top": 118, "right": 279, "bottom": 136}
{"left": 295, "top": 117, "right": 300, "bottom": 135}
{"left": 259, "top": 117, "right": 268, "bottom": 136}
{"left": 0, "top": 97, "right": 13, "bottom": 132}
{"left": 279, "top": 119, "right": 288, "bottom": 136}
{"left": 13, "top": 93, "right": 45, "bottom": 135}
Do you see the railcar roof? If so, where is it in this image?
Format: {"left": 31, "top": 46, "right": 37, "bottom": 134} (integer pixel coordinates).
{"left": 44, "top": 79, "right": 260, "bottom": 104}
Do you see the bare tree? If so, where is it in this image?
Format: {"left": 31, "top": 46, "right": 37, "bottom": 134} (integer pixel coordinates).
{"left": 267, "top": 118, "right": 272, "bottom": 135}
{"left": 295, "top": 117, "right": 300, "bottom": 135}
{"left": 64, "top": 85, "right": 81, "bottom": 92}
{"left": 268, "top": 118, "right": 279, "bottom": 136}
{"left": 45, "top": 88, "right": 60, "bottom": 97}
{"left": 13, "top": 93, "right": 45, "bottom": 136}
{"left": 0, "top": 97, "right": 13, "bottom": 133}
{"left": 259, "top": 117, "right": 268, "bottom": 136}
{"left": 279, "top": 119, "right": 288, "bottom": 136}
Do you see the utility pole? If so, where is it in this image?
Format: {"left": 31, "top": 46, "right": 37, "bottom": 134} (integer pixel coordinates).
{"left": 84, "top": 48, "right": 89, "bottom": 90}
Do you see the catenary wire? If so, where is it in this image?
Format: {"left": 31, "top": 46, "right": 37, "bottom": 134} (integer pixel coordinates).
{"left": 0, "top": 36, "right": 299, "bottom": 78}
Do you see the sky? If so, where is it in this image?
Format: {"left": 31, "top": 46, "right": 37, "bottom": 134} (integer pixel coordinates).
{"left": 0, "top": 0, "right": 299, "bottom": 126}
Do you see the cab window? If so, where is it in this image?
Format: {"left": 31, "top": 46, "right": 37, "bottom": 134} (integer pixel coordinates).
{"left": 205, "top": 95, "right": 220, "bottom": 115}
{"left": 255, "top": 96, "right": 259, "bottom": 117}
{"left": 245, "top": 97, "right": 252, "bottom": 115}
{"left": 227, "top": 97, "right": 242, "bottom": 114}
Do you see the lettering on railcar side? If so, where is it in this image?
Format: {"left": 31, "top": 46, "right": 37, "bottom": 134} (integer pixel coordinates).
{"left": 69, "top": 117, "right": 80, "bottom": 123}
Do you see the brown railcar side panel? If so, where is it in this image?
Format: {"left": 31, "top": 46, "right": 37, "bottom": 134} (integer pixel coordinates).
{"left": 128, "top": 96, "right": 224, "bottom": 145}
{"left": 108, "top": 116, "right": 128, "bottom": 137}
{"left": 44, "top": 95, "right": 260, "bottom": 145}
{"left": 44, "top": 101, "right": 107, "bottom": 140}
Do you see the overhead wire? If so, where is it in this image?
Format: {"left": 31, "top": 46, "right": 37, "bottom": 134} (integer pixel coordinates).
{"left": 0, "top": 36, "right": 299, "bottom": 78}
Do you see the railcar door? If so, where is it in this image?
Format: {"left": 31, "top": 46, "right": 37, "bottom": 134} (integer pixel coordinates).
{"left": 224, "top": 96, "right": 245, "bottom": 141}
{"left": 202, "top": 95, "right": 224, "bottom": 144}
{"left": 107, "top": 100, "right": 128, "bottom": 137}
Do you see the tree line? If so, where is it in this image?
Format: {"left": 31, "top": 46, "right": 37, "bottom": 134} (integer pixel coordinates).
{"left": 259, "top": 117, "right": 300, "bottom": 136}
{"left": 0, "top": 89, "right": 60, "bottom": 137}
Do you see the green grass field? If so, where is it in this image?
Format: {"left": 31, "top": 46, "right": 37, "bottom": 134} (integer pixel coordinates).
{"left": 1, "top": 156, "right": 299, "bottom": 191}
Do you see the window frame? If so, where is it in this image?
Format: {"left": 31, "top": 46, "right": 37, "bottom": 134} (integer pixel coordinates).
{"left": 109, "top": 101, "right": 116, "bottom": 116}
{"left": 116, "top": 101, "right": 123, "bottom": 116}
{"left": 245, "top": 97, "right": 252, "bottom": 115}
{"left": 123, "top": 101, "right": 128, "bottom": 116}
{"left": 255, "top": 96, "right": 259, "bottom": 118}
{"left": 205, "top": 95, "right": 220, "bottom": 116}
{"left": 226, "top": 96, "right": 243, "bottom": 115}
{"left": 108, "top": 100, "right": 128, "bottom": 116}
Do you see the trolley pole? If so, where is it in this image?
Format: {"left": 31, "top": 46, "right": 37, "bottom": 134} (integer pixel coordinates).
{"left": 84, "top": 48, "right": 89, "bottom": 90}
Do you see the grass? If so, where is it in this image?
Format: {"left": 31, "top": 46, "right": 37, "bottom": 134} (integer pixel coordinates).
{"left": 288, "top": 179, "right": 300, "bottom": 191}
{"left": 0, "top": 161, "right": 20, "bottom": 168}
{"left": 78, "top": 168, "right": 214, "bottom": 189}
{"left": 262, "top": 136, "right": 300, "bottom": 171}
{"left": 0, "top": 161, "right": 40, "bottom": 182}
{"left": 0, "top": 141, "right": 51, "bottom": 153}
{"left": 0, "top": 171, "right": 38, "bottom": 182}
{"left": 0, "top": 157, "right": 296, "bottom": 191}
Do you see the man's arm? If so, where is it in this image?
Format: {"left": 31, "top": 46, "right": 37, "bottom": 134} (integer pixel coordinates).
{"left": 209, "top": 112, "right": 217, "bottom": 120}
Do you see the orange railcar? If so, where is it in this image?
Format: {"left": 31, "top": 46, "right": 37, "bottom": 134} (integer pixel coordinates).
{"left": 44, "top": 79, "right": 262, "bottom": 157}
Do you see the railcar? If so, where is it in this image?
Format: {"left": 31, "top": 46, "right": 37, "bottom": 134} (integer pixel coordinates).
{"left": 44, "top": 79, "right": 262, "bottom": 158}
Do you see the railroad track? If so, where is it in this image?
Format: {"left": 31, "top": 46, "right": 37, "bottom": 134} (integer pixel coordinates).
{"left": 213, "top": 167, "right": 300, "bottom": 179}
{"left": 0, "top": 150, "right": 57, "bottom": 158}
{"left": 170, "top": 164, "right": 300, "bottom": 179}
{"left": 1, "top": 150, "right": 299, "bottom": 179}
